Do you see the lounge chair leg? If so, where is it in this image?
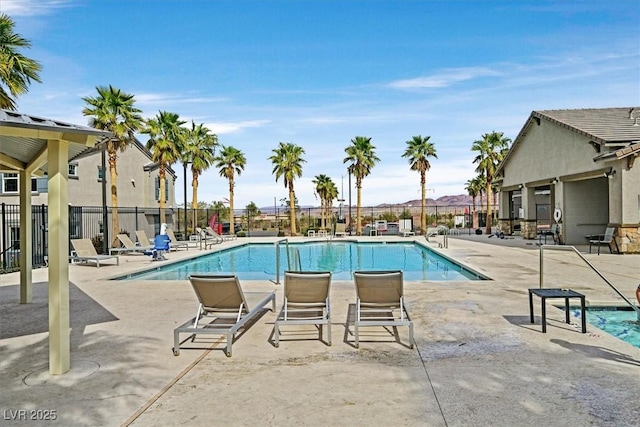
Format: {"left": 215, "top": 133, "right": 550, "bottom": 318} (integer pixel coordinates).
{"left": 327, "top": 322, "right": 332, "bottom": 346}
{"left": 409, "top": 323, "right": 414, "bottom": 349}
{"left": 226, "top": 331, "right": 233, "bottom": 357}
{"left": 173, "top": 330, "right": 180, "bottom": 356}
{"left": 354, "top": 323, "right": 359, "bottom": 349}
{"left": 274, "top": 323, "right": 280, "bottom": 348}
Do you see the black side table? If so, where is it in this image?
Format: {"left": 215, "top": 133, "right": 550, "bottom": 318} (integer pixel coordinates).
{"left": 529, "top": 288, "right": 586, "bottom": 333}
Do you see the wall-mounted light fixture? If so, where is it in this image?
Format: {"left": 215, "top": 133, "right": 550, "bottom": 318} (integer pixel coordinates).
{"left": 604, "top": 168, "right": 616, "bottom": 179}
{"left": 131, "top": 178, "right": 136, "bottom": 187}
{"left": 518, "top": 184, "right": 524, "bottom": 189}
{"left": 550, "top": 178, "right": 558, "bottom": 185}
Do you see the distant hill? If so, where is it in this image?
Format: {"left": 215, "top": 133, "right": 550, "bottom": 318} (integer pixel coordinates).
{"left": 378, "top": 194, "right": 474, "bottom": 207}
{"left": 260, "top": 194, "right": 478, "bottom": 211}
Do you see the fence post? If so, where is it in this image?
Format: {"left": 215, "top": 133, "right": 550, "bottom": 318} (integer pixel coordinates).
{"left": 41, "top": 204, "right": 47, "bottom": 259}
{"left": 1, "top": 203, "right": 5, "bottom": 268}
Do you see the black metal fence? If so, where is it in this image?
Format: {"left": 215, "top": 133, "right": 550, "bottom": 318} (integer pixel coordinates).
{"left": 1, "top": 202, "right": 495, "bottom": 273}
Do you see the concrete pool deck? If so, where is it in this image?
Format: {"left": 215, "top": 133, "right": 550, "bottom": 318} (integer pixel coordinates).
{"left": 1, "top": 235, "right": 639, "bottom": 426}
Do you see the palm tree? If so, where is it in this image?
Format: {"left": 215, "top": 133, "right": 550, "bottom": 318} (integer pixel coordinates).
{"left": 82, "top": 85, "right": 142, "bottom": 245}
{"left": 325, "top": 180, "right": 339, "bottom": 228}
{"left": 183, "top": 121, "right": 217, "bottom": 230}
{"left": 269, "top": 142, "right": 306, "bottom": 236}
{"left": 143, "top": 111, "right": 186, "bottom": 224}
{"left": 402, "top": 135, "right": 437, "bottom": 233}
{"left": 472, "top": 131, "right": 511, "bottom": 234}
{"left": 343, "top": 136, "right": 379, "bottom": 235}
{"left": 464, "top": 176, "right": 481, "bottom": 213}
{"left": 214, "top": 145, "right": 246, "bottom": 235}
{"left": 312, "top": 174, "right": 332, "bottom": 230}
{"left": 0, "top": 13, "right": 42, "bottom": 109}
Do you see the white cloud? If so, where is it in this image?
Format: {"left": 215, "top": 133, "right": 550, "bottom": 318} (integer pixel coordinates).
{"left": 205, "top": 119, "right": 271, "bottom": 135}
{"left": 135, "top": 92, "right": 228, "bottom": 108}
{"left": 388, "top": 67, "right": 502, "bottom": 89}
{"left": 0, "top": 0, "right": 72, "bottom": 16}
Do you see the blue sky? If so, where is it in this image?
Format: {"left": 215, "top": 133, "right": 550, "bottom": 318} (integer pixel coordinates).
{"left": 6, "top": 0, "right": 640, "bottom": 208}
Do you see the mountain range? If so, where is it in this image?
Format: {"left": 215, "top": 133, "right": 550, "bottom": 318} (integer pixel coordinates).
{"left": 377, "top": 194, "right": 474, "bottom": 207}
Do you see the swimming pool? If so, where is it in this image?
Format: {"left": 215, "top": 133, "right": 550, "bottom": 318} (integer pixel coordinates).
{"left": 118, "top": 241, "right": 486, "bottom": 281}
{"left": 570, "top": 306, "right": 640, "bottom": 349}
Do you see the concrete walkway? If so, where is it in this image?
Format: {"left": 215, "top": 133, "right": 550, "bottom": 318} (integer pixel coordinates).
{"left": 1, "top": 236, "right": 638, "bottom": 426}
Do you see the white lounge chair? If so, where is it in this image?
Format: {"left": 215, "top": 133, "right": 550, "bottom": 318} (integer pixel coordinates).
{"left": 173, "top": 274, "right": 276, "bottom": 357}
{"left": 70, "top": 239, "right": 119, "bottom": 267}
{"left": 274, "top": 271, "right": 332, "bottom": 347}
{"left": 166, "top": 229, "right": 192, "bottom": 250}
{"left": 206, "top": 226, "right": 237, "bottom": 241}
{"left": 334, "top": 223, "right": 347, "bottom": 237}
{"left": 110, "top": 234, "right": 153, "bottom": 255}
{"left": 195, "top": 227, "right": 222, "bottom": 248}
{"left": 135, "top": 230, "right": 153, "bottom": 248}
{"left": 399, "top": 228, "right": 415, "bottom": 237}
{"left": 352, "top": 270, "right": 414, "bottom": 349}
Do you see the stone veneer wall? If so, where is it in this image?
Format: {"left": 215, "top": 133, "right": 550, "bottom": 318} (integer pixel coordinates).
{"left": 617, "top": 226, "right": 640, "bottom": 254}
{"left": 520, "top": 220, "right": 537, "bottom": 240}
{"left": 497, "top": 218, "right": 511, "bottom": 234}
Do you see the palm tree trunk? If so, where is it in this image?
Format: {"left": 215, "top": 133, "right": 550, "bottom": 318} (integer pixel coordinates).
{"left": 356, "top": 179, "right": 362, "bottom": 235}
{"left": 191, "top": 171, "right": 198, "bottom": 232}
{"left": 420, "top": 171, "right": 426, "bottom": 232}
{"left": 159, "top": 168, "right": 166, "bottom": 224}
{"left": 108, "top": 151, "right": 119, "bottom": 247}
{"left": 485, "top": 181, "right": 492, "bottom": 234}
{"left": 289, "top": 184, "right": 296, "bottom": 236}
{"left": 228, "top": 178, "right": 235, "bottom": 234}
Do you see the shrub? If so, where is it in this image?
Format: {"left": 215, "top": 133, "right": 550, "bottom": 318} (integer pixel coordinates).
{"left": 91, "top": 235, "right": 104, "bottom": 254}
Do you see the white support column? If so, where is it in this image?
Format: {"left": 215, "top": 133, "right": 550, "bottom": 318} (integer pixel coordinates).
{"left": 19, "top": 171, "right": 33, "bottom": 303}
{"left": 47, "top": 139, "right": 70, "bottom": 375}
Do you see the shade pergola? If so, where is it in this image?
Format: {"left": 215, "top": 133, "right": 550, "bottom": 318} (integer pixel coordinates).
{"left": 0, "top": 109, "right": 111, "bottom": 375}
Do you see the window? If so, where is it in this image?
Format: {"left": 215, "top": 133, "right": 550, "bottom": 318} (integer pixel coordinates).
{"left": 3, "top": 173, "right": 18, "bottom": 192}
{"left": 97, "top": 166, "right": 104, "bottom": 182}
{"left": 68, "top": 164, "right": 78, "bottom": 177}
{"left": 155, "top": 176, "right": 170, "bottom": 201}
{"left": 1, "top": 173, "right": 40, "bottom": 193}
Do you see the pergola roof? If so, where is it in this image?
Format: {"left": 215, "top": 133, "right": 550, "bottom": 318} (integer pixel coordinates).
{"left": 0, "top": 109, "right": 111, "bottom": 174}
{"left": 0, "top": 109, "right": 112, "bottom": 376}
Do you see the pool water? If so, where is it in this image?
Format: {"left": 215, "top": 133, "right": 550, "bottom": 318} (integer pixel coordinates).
{"left": 570, "top": 306, "right": 640, "bottom": 349}
{"left": 119, "top": 241, "right": 485, "bottom": 281}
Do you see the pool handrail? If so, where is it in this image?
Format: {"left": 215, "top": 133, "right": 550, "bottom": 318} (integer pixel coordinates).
{"left": 274, "top": 238, "right": 301, "bottom": 285}
{"left": 540, "top": 245, "right": 640, "bottom": 320}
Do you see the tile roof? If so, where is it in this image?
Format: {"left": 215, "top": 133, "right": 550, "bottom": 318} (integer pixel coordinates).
{"left": 534, "top": 107, "right": 640, "bottom": 144}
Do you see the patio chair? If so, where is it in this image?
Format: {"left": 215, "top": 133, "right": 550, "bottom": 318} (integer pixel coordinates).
{"left": 166, "top": 229, "right": 192, "bottom": 250}
{"left": 588, "top": 227, "right": 619, "bottom": 255}
{"left": 352, "top": 270, "right": 414, "bottom": 349}
{"left": 173, "top": 274, "right": 276, "bottom": 357}
{"left": 274, "top": 271, "right": 332, "bottom": 347}
{"left": 334, "top": 223, "right": 347, "bottom": 237}
{"left": 111, "top": 234, "right": 154, "bottom": 255}
{"left": 537, "top": 223, "right": 559, "bottom": 245}
{"left": 70, "top": 239, "right": 119, "bottom": 267}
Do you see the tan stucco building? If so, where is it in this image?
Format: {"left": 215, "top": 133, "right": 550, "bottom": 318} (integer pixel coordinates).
{"left": 496, "top": 107, "right": 640, "bottom": 253}
{"left": 0, "top": 138, "right": 176, "bottom": 208}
